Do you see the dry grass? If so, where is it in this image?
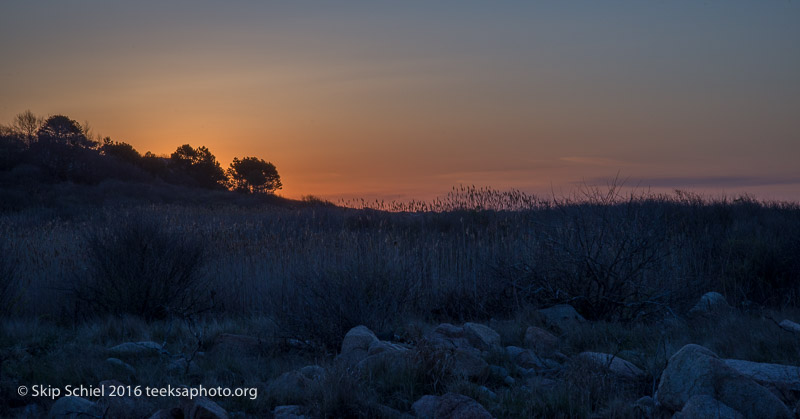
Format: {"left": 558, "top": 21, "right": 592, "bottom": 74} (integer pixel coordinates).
{"left": 1, "top": 186, "right": 799, "bottom": 417}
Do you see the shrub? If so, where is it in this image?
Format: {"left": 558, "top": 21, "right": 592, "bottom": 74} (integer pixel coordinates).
{"left": 76, "top": 216, "right": 213, "bottom": 320}
{"left": 495, "top": 187, "right": 675, "bottom": 321}
{"left": 269, "top": 259, "right": 412, "bottom": 351}
{"left": 0, "top": 239, "right": 19, "bottom": 318}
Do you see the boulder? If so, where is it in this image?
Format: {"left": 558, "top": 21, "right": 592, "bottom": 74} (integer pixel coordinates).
{"left": 632, "top": 396, "right": 655, "bottom": 418}
{"left": 688, "top": 292, "right": 732, "bottom": 318}
{"left": 421, "top": 324, "right": 488, "bottom": 379}
{"left": 166, "top": 357, "right": 200, "bottom": 375}
{"left": 13, "top": 404, "right": 45, "bottom": 419}
{"left": 656, "top": 344, "right": 790, "bottom": 418}
{"left": 673, "top": 395, "right": 744, "bottom": 419}
{"left": 358, "top": 342, "right": 412, "bottom": 376}
{"left": 106, "top": 357, "right": 136, "bottom": 376}
{"left": 107, "top": 341, "right": 163, "bottom": 358}
{"left": 273, "top": 405, "right": 306, "bottom": 419}
{"left": 148, "top": 409, "right": 184, "bottom": 419}
{"left": 96, "top": 379, "right": 155, "bottom": 419}
{"left": 506, "top": 346, "right": 546, "bottom": 370}
{"left": 724, "top": 359, "right": 800, "bottom": 391}
{"left": 538, "top": 305, "right": 585, "bottom": 331}
{"left": 368, "top": 340, "right": 412, "bottom": 356}
{"left": 463, "top": 323, "right": 502, "bottom": 352}
{"left": 339, "top": 326, "right": 378, "bottom": 364}
{"left": 576, "top": 352, "right": 646, "bottom": 381}
{"left": 47, "top": 397, "right": 100, "bottom": 419}
{"left": 450, "top": 348, "right": 490, "bottom": 379}
{"left": 412, "top": 393, "right": 492, "bottom": 419}
{"left": 182, "top": 397, "right": 229, "bottom": 419}
{"left": 434, "top": 323, "right": 465, "bottom": 338}
{"left": 779, "top": 319, "right": 800, "bottom": 334}
{"left": 423, "top": 324, "right": 474, "bottom": 352}
{"left": 523, "top": 326, "right": 559, "bottom": 356}
{"left": 411, "top": 395, "right": 439, "bottom": 419}
{"left": 267, "top": 365, "right": 325, "bottom": 404}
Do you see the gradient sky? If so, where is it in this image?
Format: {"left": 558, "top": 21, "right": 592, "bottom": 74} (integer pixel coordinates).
{"left": 2, "top": 1, "right": 799, "bottom": 201}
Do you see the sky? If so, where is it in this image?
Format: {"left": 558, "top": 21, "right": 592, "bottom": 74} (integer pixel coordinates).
{"left": 1, "top": 1, "right": 799, "bottom": 202}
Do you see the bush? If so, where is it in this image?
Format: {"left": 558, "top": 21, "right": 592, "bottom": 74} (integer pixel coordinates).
{"left": 496, "top": 188, "right": 675, "bottom": 321}
{"left": 76, "top": 216, "right": 213, "bottom": 320}
{"left": 269, "top": 259, "right": 412, "bottom": 351}
{"left": 0, "top": 239, "right": 19, "bottom": 318}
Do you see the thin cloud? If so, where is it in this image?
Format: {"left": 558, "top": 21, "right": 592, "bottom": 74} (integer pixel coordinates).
{"left": 579, "top": 175, "right": 800, "bottom": 188}
{"left": 560, "top": 156, "right": 633, "bottom": 167}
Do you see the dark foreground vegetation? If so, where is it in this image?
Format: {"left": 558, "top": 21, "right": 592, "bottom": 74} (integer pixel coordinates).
{"left": 2, "top": 176, "right": 800, "bottom": 417}
{"left": 2, "top": 107, "right": 800, "bottom": 418}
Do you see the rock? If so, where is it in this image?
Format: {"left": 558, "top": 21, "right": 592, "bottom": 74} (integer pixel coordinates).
{"left": 148, "top": 409, "right": 184, "bottom": 419}
{"left": 267, "top": 365, "right": 325, "bottom": 403}
{"left": 339, "top": 325, "right": 378, "bottom": 364}
{"left": 412, "top": 395, "right": 439, "bottom": 418}
{"left": 450, "top": 348, "right": 490, "bottom": 379}
{"left": 632, "top": 396, "right": 655, "bottom": 418}
{"left": 688, "top": 292, "right": 732, "bottom": 318}
{"left": 421, "top": 325, "right": 488, "bottom": 379}
{"left": 368, "top": 340, "right": 411, "bottom": 356}
{"left": 47, "top": 396, "right": 100, "bottom": 419}
{"left": 538, "top": 305, "right": 585, "bottom": 331}
{"left": 463, "top": 323, "right": 502, "bottom": 352}
{"left": 724, "top": 359, "right": 800, "bottom": 391}
{"left": 12, "top": 404, "right": 45, "bottom": 419}
{"left": 506, "top": 346, "right": 546, "bottom": 370}
{"left": 107, "top": 341, "right": 163, "bottom": 358}
{"left": 166, "top": 357, "right": 200, "bottom": 375}
{"left": 673, "top": 395, "right": 744, "bottom": 419}
{"left": 96, "top": 379, "right": 155, "bottom": 419}
{"left": 434, "top": 323, "right": 465, "bottom": 338}
{"left": 779, "top": 319, "right": 800, "bottom": 334}
{"left": 182, "top": 397, "right": 229, "bottom": 419}
{"left": 358, "top": 342, "right": 412, "bottom": 376}
{"left": 273, "top": 405, "right": 306, "bottom": 419}
{"left": 435, "top": 393, "right": 494, "bottom": 419}
{"left": 423, "top": 325, "right": 470, "bottom": 352}
{"left": 656, "top": 344, "right": 790, "bottom": 418}
{"left": 106, "top": 357, "right": 136, "bottom": 376}
{"left": 412, "top": 393, "right": 493, "bottom": 419}
{"left": 211, "top": 333, "right": 263, "bottom": 355}
{"left": 576, "top": 352, "right": 646, "bottom": 381}
{"left": 523, "top": 326, "right": 559, "bottom": 356}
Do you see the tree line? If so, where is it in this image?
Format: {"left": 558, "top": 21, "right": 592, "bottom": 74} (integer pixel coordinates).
{"left": 0, "top": 111, "right": 281, "bottom": 193}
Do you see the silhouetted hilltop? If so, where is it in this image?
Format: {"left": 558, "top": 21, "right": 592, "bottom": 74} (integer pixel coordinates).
{"left": 0, "top": 111, "right": 291, "bottom": 211}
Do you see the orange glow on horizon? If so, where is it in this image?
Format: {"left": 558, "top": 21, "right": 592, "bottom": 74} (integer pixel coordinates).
{"left": 2, "top": 2, "right": 798, "bottom": 203}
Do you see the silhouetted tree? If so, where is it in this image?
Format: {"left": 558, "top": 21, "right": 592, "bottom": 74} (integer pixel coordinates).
{"left": 100, "top": 137, "right": 142, "bottom": 166}
{"left": 36, "top": 115, "right": 95, "bottom": 148}
{"left": 169, "top": 144, "right": 227, "bottom": 189}
{"left": 140, "top": 151, "right": 169, "bottom": 177}
{"left": 11, "top": 110, "right": 42, "bottom": 145}
{"left": 227, "top": 156, "right": 282, "bottom": 194}
{"left": 0, "top": 133, "right": 25, "bottom": 170}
